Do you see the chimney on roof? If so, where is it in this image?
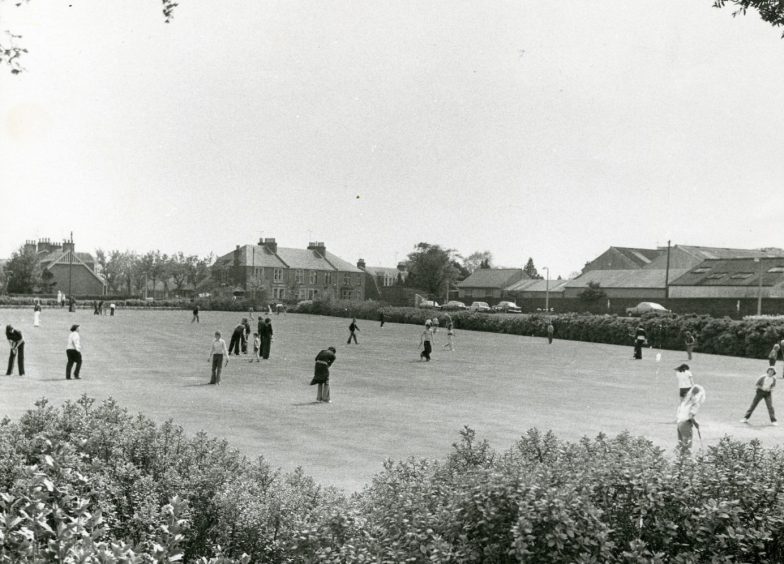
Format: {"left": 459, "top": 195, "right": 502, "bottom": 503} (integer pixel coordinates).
{"left": 307, "top": 241, "right": 326, "bottom": 256}
{"left": 234, "top": 245, "right": 241, "bottom": 267}
{"left": 24, "top": 240, "right": 37, "bottom": 254}
{"left": 357, "top": 258, "right": 366, "bottom": 270}
{"left": 62, "top": 237, "right": 75, "bottom": 254}
{"left": 262, "top": 238, "right": 278, "bottom": 254}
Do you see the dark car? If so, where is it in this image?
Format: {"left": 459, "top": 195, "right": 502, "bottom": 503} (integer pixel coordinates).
{"left": 442, "top": 300, "right": 467, "bottom": 311}
{"left": 492, "top": 300, "right": 522, "bottom": 314}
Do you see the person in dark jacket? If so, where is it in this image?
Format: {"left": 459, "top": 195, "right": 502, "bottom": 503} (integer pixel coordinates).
{"left": 379, "top": 311, "right": 385, "bottom": 327}
{"left": 633, "top": 326, "right": 646, "bottom": 360}
{"left": 192, "top": 304, "right": 200, "bottom": 323}
{"left": 260, "top": 318, "right": 273, "bottom": 359}
{"left": 5, "top": 325, "right": 25, "bottom": 376}
{"left": 228, "top": 323, "right": 245, "bottom": 356}
{"left": 310, "top": 346, "right": 336, "bottom": 402}
{"left": 347, "top": 318, "right": 359, "bottom": 344}
{"left": 241, "top": 318, "right": 251, "bottom": 354}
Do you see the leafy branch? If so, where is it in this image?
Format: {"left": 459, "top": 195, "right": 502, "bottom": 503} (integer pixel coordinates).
{"left": 714, "top": 0, "right": 784, "bottom": 36}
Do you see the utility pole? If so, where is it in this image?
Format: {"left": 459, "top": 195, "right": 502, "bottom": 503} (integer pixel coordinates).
{"left": 544, "top": 266, "right": 550, "bottom": 312}
{"left": 756, "top": 257, "right": 764, "bottom": 316}
{"left": 664, "top": 240, "right": 671, "bottom": 309}
{"left": 67, "top": 231, "right": 73, "bottom": 303}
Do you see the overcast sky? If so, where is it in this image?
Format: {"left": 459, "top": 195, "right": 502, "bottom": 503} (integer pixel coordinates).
{"left": 1, "top": 1, "right": 782, "bottom": 278}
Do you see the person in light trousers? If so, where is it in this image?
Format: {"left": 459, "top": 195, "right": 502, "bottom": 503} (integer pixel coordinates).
{"left": 741, "top": 367, "right": 778, "bottom": 426}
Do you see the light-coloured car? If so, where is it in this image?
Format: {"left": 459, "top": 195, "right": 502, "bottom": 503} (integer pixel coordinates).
{"left": 492, "top": 301, "right": 522, "bottom": 313}
{"left": 442, "top": 300, "right": 467, "bottom": 311}
{"left": 419, "top": 300, "right": 441, "bottom": 309}
{"left": 468, "top": 301, "right": 491, "bottom": 313}
{"left": 625, "top": 302, "right": 671, "bottom": 317}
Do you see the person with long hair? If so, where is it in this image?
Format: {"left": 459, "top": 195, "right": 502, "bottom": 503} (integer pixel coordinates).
{"left": 676, "top": 384, "right": 706, "bottom": 453}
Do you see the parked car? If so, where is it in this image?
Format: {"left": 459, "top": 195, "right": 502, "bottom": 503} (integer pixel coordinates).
{"left": 468, "top": 301, "right": 491, "bottom": 313}
{"left": 419, "top": 300, "right": 441, "bottom": 309}
{"left": 442, "top": 300, "right": 467, "bottom": 311}
{"left": 492, "top": 300, "right": 522, "bottom": 313}
{"left": 625, "top": 302, "right": 671, "bottom": 317}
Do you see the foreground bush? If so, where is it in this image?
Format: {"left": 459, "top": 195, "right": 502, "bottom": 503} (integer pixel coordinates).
{"left": 296, "top": 299, "right": 784, "bottom": 360}
{"left": 4, "top": 397, "right": 784, "bottom": 562}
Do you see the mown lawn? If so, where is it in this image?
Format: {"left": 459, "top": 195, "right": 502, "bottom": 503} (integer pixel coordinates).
{"left": 0, "top": 307, "right": 780, "bottom": 491}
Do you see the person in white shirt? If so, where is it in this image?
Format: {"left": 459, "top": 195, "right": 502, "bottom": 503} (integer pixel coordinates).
{"left": 674, "top": 364, "right": 694, "bottom": 400}
{"left": 208, "top": 331, "right": 229, "bottom": 385}
{"left": 740, "top": 368, "right": 778, "bottom": 426}
{"left": 66, "top": 324, "right": 82, "bottom": 380}
{"left": 676, "top": 384, "right": 706, "bottom": 453}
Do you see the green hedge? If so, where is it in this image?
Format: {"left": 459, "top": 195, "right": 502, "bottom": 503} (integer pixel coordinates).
{"left": 295, "top": 300, "right": 784, "bottom": 360}
{"left": 3, "top": 397, "right": 784, "bottom": 562}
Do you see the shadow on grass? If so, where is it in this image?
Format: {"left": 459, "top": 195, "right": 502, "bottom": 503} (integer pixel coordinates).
{"left": 291, "top": 401, "right": 327, "bottom": 406}
{"left": 183, "top": 382, "right": 214, "bottom": 387}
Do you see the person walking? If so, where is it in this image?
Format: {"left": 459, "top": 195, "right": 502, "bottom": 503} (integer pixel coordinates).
{"left": 208, "top": 331, "right": 229, "bottom": 384}
{"left": 347, "top": 318, "right": 359, "bottom": 344}
{"left": 676, "top": 384, "right": 706, "bottom": 453}
{"left": 419, "top": 320, "right": 434, "bottom": 361}
{"left": 442, "top": 318, "right": 455, "bottom": 351}
{"left": 192, "top": 304, "right": 200, "bottom": 323}
{"left": 633, "top": 326, "right": 646, "bottom": 360}
{"left": 5, "top": 325, "right": 25, "bottom": 376}
{"left": 260, "top": 318, "right": 273, "bottom": 359}
{"left": 33, "top": 299, "right": 42, "bottom": 327}
{"left": 674, "top": 364, "right": 694, "bottom": 400}
{"left": 379, "top": 311, "right": 385, "bottom": 327}
{"left": 66, "top": 324, "right": 82, "bottom": 380}
{"left": 310, "top": 346, "right": 336, "bottom": 402}
{"left": 241, "top": 318, "right": 251, "bottom": 354}
{"left": 547, "top": 322, "right": 554, "bottom": 344}
{"left": 109, "top": 303, "right": 116, "bottom": 316}
{"left": 228, "top": 322, "right": 245, "bottom": 356}
{"left": 740, "top": 367, "right": 778, "bottom": 426}
{"left": 684, "top": 331, "right": 696, "bottom": 361}
{"left": 768, "top": 344, "right": 780, "bottom": 367}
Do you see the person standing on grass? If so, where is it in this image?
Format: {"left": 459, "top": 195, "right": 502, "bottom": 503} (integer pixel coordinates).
{"left": 741, "top": 367, "right": 778, "bottom": 426}
{"left": 241, "top": 318, "right": 251, "bottom": 354}
{"left": 379, "top": 311, "right": 385, "bottom": 327}
{"left": 674, "top": 364, "right": 694, "bottom": 400}
{"left": 66, "top": 324, "right": 82, "bottom": 380}
{"left": 768, "top": 344, "right": 780, "bottom": 367}
{"left": 310, "top": 346, "right": 336, "bottom": 402}
{"left": 192, "top": 304, "right": 200, "bottom": 323}
{"left": 442, "top": 318, "right": 455, "bottom": 351}
{"left": 228, "top": 322, "right": 244, "bottom": 356}
{"left": 685, "top": 331, "right": 696, "bottom": 361}
{"left": 547, "top": 321, "right": 554, "bottom": 344}
{"left": 250, "top": 332, "right": 261, "bottom": 363}
{"left": 347, "top": 318, "right": 359, "bottom": 344}
{"left": 633, "top": 325, "right": 646, "bottom": 360}
{"left": 260, "top": 318, "right": 273, "bottom": 359}
{"left": 33, "top": 299, "right": 41, "bottom": 327}
{"left": 5, "top": 325, "right": 25, "bottom": 376}
{"left": 676, "top": 384, "right": 706, "bottom": 453}
{"left": 432, "top": 316, "right": 440, "bottom": 334}
{"left": 420, "top": 320, "right": 434, "bottom": 361}
{"left": 110, "top": 303, "right": 116, "bottom": 316}
{"left": 208, "top": 331, "right": 229, "bottom": 385}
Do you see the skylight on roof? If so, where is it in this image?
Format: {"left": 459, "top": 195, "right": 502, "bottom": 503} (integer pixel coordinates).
{"left": 768, "top": 267, "right": 784, "bottom": 273}
{"left": 706, "top": 273, "right": 726, "bottom": 280}
{"left": 692, "top": 267, "right": 711, "bottom": 273}
{"left": 730, "top": 273, "right": 754, "bottom": 279}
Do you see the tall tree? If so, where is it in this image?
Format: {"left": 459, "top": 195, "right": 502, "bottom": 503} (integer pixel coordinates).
{"left": 463, "top": 251, "right": 493, "bottom": 273}
{"left": 405, "top": 242, "right": 461, "bottom": 298}
{"left": 523, "top": 257, "right": 543, "bottom": 280}
{"left": 3, "top": 245, "right": 42, "bottom": 293}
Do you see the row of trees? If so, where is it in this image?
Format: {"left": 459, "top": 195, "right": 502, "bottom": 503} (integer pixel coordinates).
{"left": 0, "top": 246, "right": 213, "bottom": 297}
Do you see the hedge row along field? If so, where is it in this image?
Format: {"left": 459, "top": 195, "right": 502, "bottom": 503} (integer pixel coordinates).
{"left": 3, "top": 396, "right": 784, "bottom": 563}
{"left": 296, "top": 300, "right": 784, "bottom": 360}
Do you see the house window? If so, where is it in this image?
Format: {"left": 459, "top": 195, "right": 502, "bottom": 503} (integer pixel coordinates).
{"left": 341, "top": 288, "right": 352, "bottom": 300}
{"left": 343, "top": 273, "right": 351, "bottom": 286}
{"left": 308, "top": 288, "right": 318, "bottom": 299}
{"left": 299, "top": 288, "right": 308, "bottom": 300}
{"left": 273, "top": 268, "right": 283, "bottom": 282}
{"left": 325, "top": 272, "right": 333, "bottom": 285}
{"left": 309, "top": 271, "right": 317, "bottom": 284}
{"left": 273, "top": 287, "right": 286, "bottom": 299}
{"left": 296, "top": 269, "right": 304, "bottom": 284}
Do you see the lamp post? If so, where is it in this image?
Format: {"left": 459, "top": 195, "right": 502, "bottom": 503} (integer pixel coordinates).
{"left": 755, "top": 257, "right": 763, "bottom": 316}
{"left": 543, "top": 266, "right": 550, "bottom": 312}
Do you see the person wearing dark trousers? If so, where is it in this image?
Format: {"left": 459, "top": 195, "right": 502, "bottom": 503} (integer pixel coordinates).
{"left": 192, "top": 304, "right": 200, "bottom": 323}
{"left": 208, "top": 331, "right": 229, "bottom": 385}
{"left": 241, "top": 318, "right": 251, "bottom": 354}
{"left": 260, "top": 318, "right": 273, "bottom": 359}
{"left": 633, "top": 326, "right": 646, "bottom": 360}
{"left": 228, "top": 323, "right": 245, "bottom": 356}
{"left": 66, "top": 324, "right": 82, "bottom": 380}
{"left": 419, "top": 321, "right": 433, "bottom": 361}
{"left": 5, "top": 325, "right": 25, "bottom": 376}
{"left": 347, "top": 318, "right": 359, "bottom": 344}
{"left": 768, "top": 344, "right": 780, "bottom": 367}
{"left": 547, "top": 322, "right": 554, "bottom": 344}
{"left": 310, "top": 346, "right": 336, "bottom": 402}
{"left": 684, "top": 331, "right": 696, "bottom": 361}
{"left": 741, "top": 368, "right": 778, "bottom": 426}
{"left": 379, "top": 311, "right": 385, "bottom": 327}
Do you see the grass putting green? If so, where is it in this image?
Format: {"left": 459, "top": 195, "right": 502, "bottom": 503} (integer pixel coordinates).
{"left": 0, "top": 307, "right": 780, "bottom": 491}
